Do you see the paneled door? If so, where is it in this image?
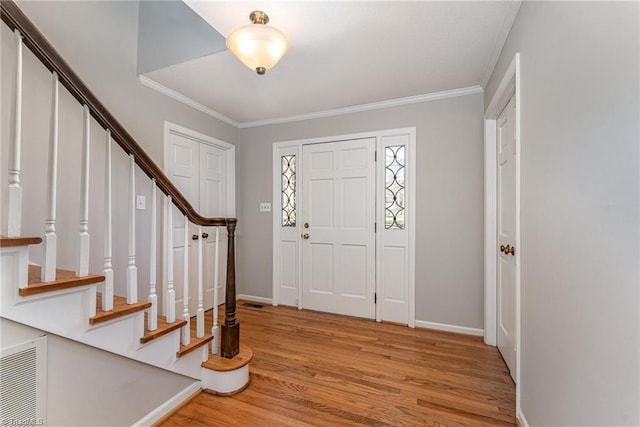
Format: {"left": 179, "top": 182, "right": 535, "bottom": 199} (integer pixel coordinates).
{"left": 497, "top": 95, "right": 517, "bottom": 381}
{"left": 167, "top": 130, "right": 229, "bottom": 316}
{"left": 301, "top": 138, "right": 376, "bottom": 319}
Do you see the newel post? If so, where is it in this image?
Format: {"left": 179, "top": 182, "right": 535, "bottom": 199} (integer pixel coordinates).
{"left": 221, "top": 218, "right": 239, "bottom": 358}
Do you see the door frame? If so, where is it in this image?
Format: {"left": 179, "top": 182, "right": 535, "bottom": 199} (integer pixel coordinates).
{"left": 484, "top": 53, "right": 521, "bottom": 412}
{"left": 161, "top": 121, "right": 236, "bottom": 316}
{"left": 272, "top": 128, "right": 416, "bottom": 327}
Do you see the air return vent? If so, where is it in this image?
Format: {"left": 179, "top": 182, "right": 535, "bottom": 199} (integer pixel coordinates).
{"left": 0, "top": 336, "right": 47, "bottom": 424}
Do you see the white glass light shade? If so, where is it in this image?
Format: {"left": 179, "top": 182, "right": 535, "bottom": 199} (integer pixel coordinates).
{"left": 226, "top": 24, "right": 289, "bottom": 74}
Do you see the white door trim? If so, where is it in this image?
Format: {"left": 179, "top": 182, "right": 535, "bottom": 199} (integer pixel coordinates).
{"left": 272, "top": 128, "right": 416, "bottom": 327}
{"left": 484, "top": 53, "right": 521, "bottom": 414}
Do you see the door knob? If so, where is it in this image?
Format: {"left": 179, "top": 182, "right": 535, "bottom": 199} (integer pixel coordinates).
{"left": 202, "top": 232, "right": 209, "bottom": 239}
{"left": 302, "top": 233, "right": 310, "bottom": 240}
{"left": 192, "top": 234, "right": 199, "bottom": 240}
{"left": 500, "top": 245, "right": 506, "bottom": 253}
{"left": 506, "top": 245, "right": 515, "bottom": 256}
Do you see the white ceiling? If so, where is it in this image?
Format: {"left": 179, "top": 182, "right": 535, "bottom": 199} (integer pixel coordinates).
{"left": 142, "top": 1, "right": 520, "bottom": 127}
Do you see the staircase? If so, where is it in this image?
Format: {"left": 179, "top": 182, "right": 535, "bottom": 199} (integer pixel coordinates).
{"left": 0, "top": 0, "right": 251, "bottom": 408}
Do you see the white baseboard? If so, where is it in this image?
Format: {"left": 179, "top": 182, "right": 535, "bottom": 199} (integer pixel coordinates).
{"left": 237, "top": 294, "right": 273, "bottom": 305}
{"left": 517, "top": 407, "right": 530, "bottom": 427}
{"left": 131, "top": 381, "right": 201, "bottom": 426}
{"left": 414, "top": 320, "right": 484, "bottom": 337}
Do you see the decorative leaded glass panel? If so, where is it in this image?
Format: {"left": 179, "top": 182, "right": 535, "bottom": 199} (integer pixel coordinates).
{"left": 281, "top": 155, "right": 296, "bottom": 227}
{"left": 385, "top": 145, "right": 405, "bottom": 229}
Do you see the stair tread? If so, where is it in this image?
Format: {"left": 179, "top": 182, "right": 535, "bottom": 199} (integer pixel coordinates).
{"left": 91, "top": 293, "right": 151, "bottom": 325}
{"left": 20, "top": 265, "right": 104, "bottom": 296}
{"left": 0, "top": 236, "right": 42, "bottom": 247}
{"left": 177, "top": 326, "right": 214, "bottom": 358}
{"left": 141, "top": 314, "right": 187, "bottom": 344}
{"left": 202, "top": 345, "right": 253, "bottom": 372}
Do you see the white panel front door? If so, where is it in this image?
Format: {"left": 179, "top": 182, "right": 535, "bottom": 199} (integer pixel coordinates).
{"left": 302, "top": 138, "right": 376, "bottom": 319}
{"left": 167, "top": 132, "right": 228, "bottom": 316}
{"left": 497, "top": 96, "right": 517, "bottom": 381}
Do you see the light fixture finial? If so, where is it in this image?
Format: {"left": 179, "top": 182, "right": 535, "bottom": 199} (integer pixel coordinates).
{"left": 249, "top": 11, "right": 269, "bottom": 25}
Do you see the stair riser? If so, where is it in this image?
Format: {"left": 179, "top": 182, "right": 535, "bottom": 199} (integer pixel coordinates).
{"left": 1, "top": 247, "right": 204, "bottom": 379}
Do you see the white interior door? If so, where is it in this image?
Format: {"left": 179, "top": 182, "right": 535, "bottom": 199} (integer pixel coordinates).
{"left": 167, "top": 132, "right": 199, "bottom": 316}
{"left": 167, "top": 131, "right": 229, "bottom": 316}
{"left": 199, "top": 143, "right": 227, "bottom": 308}
{"left": 497, "top": 96, "right": 517, "bottom": 381}
{"left": 302, "top": 138, "right": 376, "bottom": 319}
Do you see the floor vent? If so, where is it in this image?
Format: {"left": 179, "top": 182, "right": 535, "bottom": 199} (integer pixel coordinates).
{"left": 0, "top": 336, "right": 47, "bottom": 424}
{"left": 241, "top": 302, "right": 264, "bottom": 309}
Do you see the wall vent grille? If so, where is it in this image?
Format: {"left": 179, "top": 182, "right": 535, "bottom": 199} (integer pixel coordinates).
{"left": 0, "top": 336, "right": 47, "bottom": 424}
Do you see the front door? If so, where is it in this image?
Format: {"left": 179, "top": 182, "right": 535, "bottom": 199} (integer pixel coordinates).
{"left": 167, "top": 131, "right": 228, "bottom": 316}
{"left": 301, "top": 138, "right": 376, "bottom": 319}
{"left": 497, "top": 96, "right": 517, "bottom": 381}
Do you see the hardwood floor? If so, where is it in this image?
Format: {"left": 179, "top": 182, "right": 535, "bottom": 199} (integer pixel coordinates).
{"left": 160, "top": 303, "right": 515, "bottom": 426}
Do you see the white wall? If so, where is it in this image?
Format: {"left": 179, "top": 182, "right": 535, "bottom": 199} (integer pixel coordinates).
{"left": 1, "top": 318, "right": 196, "bottom": 427}
{"left": 237, "top": 93, "right": 485, "bottom": 328}
{"left": 1, "top": 1, "right": 237, "bottom": 306}
{"left": 485, "top": 2, "right": 639, "bottom": 425}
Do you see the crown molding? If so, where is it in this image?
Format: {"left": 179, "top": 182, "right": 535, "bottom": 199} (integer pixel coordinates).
{"left": 238, "top": 86, "right": 484, "bottom": 128}
{"left": 481, "top": 0, "right": 522, "bottom": 89}
{"left": 139, "top": 75, "right": 482, "bottom": 130}
{"left": 138, "top": 75, "right": 239, "bottom": 127}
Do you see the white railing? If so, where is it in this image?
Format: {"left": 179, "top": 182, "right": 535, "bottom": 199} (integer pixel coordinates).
{"left": 3, "top": 14, "right": 227, "bottom": 355}
{"left": 76, "top": 105, "right": 90, "bottom": 277}
{"left": 103, "top": 130, "right": 114, "bottom": 311}
{"left": 7, "top": 29, "right": 23, "bottom": 237}
{"left": 181, "top": 216, "right": 190, "bottom": 346}
{"left": 147, "top": 180, "right": 158, "bottom": 331}
{"left": 41, "top": 72, "right": 58, "bottom": 282}
{"left": 127, "top": 154, "right": 138, "bottom": 304}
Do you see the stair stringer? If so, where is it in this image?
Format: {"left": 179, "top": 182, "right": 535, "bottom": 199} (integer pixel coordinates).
{"left": 1, "top": 247, "right": 207, "bottom": 380}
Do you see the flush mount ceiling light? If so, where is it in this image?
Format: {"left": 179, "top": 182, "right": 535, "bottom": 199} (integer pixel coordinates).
{"left": 226, "top": 11, "right": 289, "bottom": 75}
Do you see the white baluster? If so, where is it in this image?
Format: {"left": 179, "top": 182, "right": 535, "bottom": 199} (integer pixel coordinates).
{"left": 148, "top": 180, "right": 158, "bottom": 331}
{"left": 41, "top": 72, "right": 59, "bottom": 282}
{"left": 127, "top": 154, "right": 138, "bottom": 304}
{"left": 196, "top": 225, "right": 204, "bottom": 338}
{"left": 102, "top": 130, "right": 113, "bottom": 311}
{"left": 181, "top": 216, "right": 191, "bottom": 346}
{"left": 166, "top": 196, "right": 176, "bottom": 323}
{"left": 7, "top": 30, "right": 23, "bottom": 237}
{"left": 76, "top": 105, "right": 90, "bottom": 277}
{"left": 211, "top": 227, "right": 220, "bottom": 354}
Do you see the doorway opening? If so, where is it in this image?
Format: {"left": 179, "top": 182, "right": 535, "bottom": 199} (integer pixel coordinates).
{"left": 484, "top": 53, "right": 521, "bottom": 413}
{"left": 163, "top": 121, "right": 235, "bottom": 317}
{"left": 272, "top": 128, "right": 416, "bottom": 326}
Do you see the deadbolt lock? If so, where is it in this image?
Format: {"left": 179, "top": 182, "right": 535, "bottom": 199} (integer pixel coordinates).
{"left": 304, "top": 222, "right": 310, "bottom": 228}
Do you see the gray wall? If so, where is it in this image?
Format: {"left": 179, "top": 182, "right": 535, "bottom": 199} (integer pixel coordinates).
{"left": 237, "top": 93, "right": 485, "bottom": 328}
{"left": 2, "top": 1, "right": 237, "bottom": 303}
{"left": 486, "top": 2, "right": 639, "bottom": 425}
{"left": 1, "top": 319, "right": 196, "bottom": 426}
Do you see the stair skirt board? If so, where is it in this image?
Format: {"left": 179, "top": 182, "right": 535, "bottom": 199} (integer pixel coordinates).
{"left": 131, "top": 381, "right": 202, "bottom": 427}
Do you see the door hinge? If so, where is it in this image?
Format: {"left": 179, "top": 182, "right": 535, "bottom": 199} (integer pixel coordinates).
{"left": 374, "top": 222, "right": 377, "bottom": 233}
{"left": 374, "top": 292, "right": 377, "bottom": 304}
{"left": 374, "top": 151, "right": 377, "bottom": 162}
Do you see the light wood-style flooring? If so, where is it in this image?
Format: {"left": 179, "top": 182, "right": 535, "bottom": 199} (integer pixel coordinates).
{"left": 160, "top": 303, "right": 515, "bottom": 426}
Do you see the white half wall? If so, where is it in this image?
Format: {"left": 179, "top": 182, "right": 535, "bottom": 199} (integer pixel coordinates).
{"left": 0, "top": 318, "right": 196, "bottom": 427}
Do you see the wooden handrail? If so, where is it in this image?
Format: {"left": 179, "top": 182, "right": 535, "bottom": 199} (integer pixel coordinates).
{"left": 0, "top": 0, "right": 228, "bottom": 227}
{"left": 2, "top": 0, "right": 241, "bottom": 359}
